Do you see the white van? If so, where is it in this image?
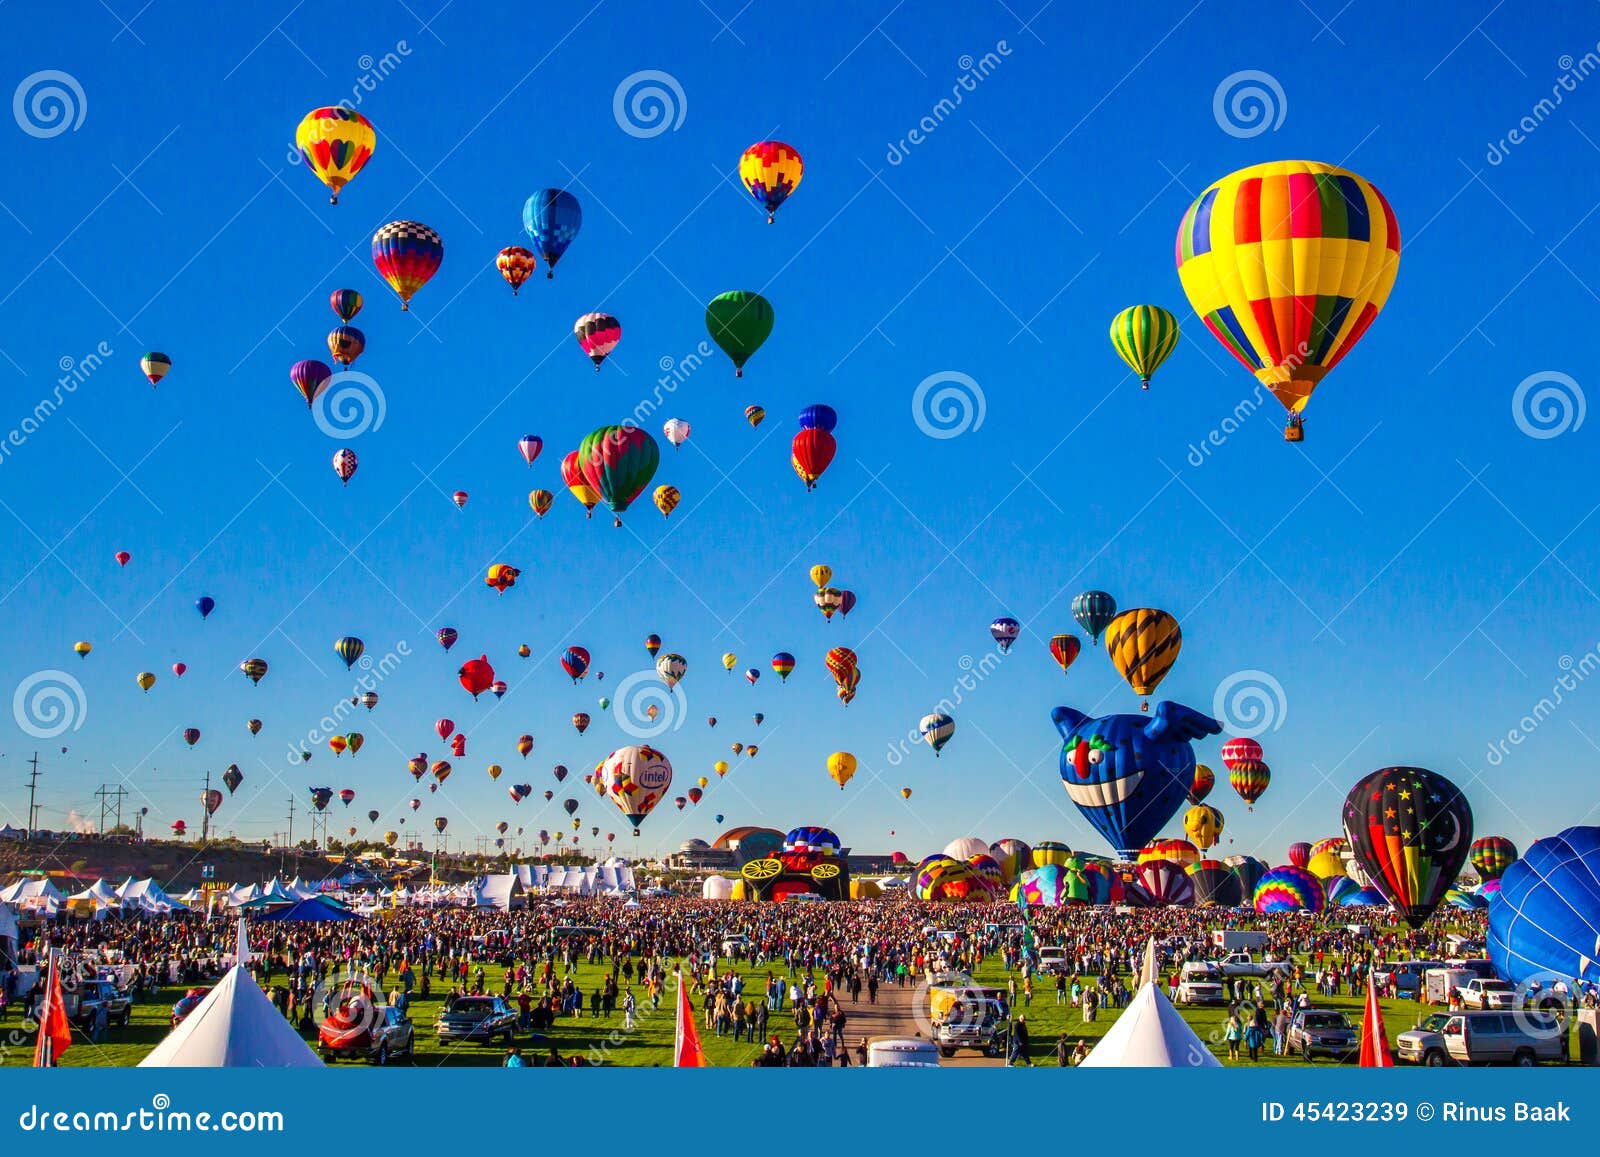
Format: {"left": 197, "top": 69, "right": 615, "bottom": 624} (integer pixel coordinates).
{"left": 866, "top": 1037, "right": 942, "bottom": 1067}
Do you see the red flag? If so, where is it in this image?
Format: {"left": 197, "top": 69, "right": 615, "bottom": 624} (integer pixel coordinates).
{"left": 1359, "top": 974, "right": 1392, "bottom": 1067}
{"left": 673, "top": 972, "right": 707, "bottom": 1068}
{"left": 33, "top": 954, "right": 72, "bottom": 1067}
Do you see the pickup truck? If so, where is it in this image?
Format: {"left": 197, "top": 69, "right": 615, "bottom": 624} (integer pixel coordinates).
{"left": 1176, "top": 962, "right": 1226, "bottom": 1005}
{"left": 68, "top": 978, "right": 133, "bottom": 1028}
{"left": 1036, "top": 946, "right": 1070, "bottom": 975}
{"left": 1459, "top": 978, "right": 1516, "bottom": 1010}
{"left": 932, "top": 996, "right": 1009, "bottom": 1058}
{"left": 1216, "top": 952, "right": 1291, "bottom": 979}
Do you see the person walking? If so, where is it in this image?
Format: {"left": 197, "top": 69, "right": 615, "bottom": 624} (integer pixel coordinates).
{"left": 1009, "top": 1015, "right": 1032, "bottom": 1065}
{"left": 1225, "top": 1012, "right": 1242, "bottom": 1061}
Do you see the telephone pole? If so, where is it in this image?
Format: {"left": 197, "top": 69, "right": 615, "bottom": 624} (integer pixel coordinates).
{"left": 94, "top": 784, "right": 128, "bottom": 833}
{"left": 24, "top": 752, "right": 40, "bottom": 840}
{"left": 200, "top": 769, "right": 212, "bottom": 844}
{"left": 285, "top": 795, "right": 296, "bottom": 848}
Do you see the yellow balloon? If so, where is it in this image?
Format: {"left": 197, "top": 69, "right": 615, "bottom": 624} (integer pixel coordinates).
{"left": 713, "top": 761, "right": 729, "bottom": 777}
{"left": 295, "top": 108, "right": 376, "bottom": 204}
{"left": 721, "top": 652, "right": 737, "bottom": 672}
{"left": 1104, "top": 608, "right": 1182, "bottom": 705}
{"left": 487, "top": 763, "right": 502, "bottom": 780}
{"left": 826, "top": 751, "right": 856, "bottom": 790}
{"left": 136, "top": 671, "right": 156, "bottom": 692}
{"left": 73, "top": 641, "right": 91, "bottom": 658}
{"left": 810, "top": 564, "right": 832, "bottom": 589}
{"left": 696, "top": 776, "right": 709, "bottom": 788}
{"left": 1183, "top": 803, "right": 1224, "bottom": 852}
{"left": 901, "top": 787, "right": 912, "bottom": 800}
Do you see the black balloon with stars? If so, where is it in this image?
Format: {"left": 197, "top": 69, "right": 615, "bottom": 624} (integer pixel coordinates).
{"left": 1342, "top": 766, "right": 1474, "bottom": 929}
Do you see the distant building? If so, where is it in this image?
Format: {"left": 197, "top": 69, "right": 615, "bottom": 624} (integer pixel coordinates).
{"left": 665, "top": 839, "right": 736, "bottom": 871}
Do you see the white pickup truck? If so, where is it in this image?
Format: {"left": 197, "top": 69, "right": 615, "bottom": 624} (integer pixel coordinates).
{"left": 1459, "top": 977, "right": 1516, "bottom": 1010}
{"left": 1176, "top": 962, "right": 1226, "bottom": 1005}
{"left": 1216, "top": 952, "right": 1292, "bottom": 979}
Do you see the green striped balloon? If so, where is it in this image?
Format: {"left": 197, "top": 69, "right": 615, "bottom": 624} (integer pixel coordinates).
{"left": 1109, "top": 305, "right": 1180, "bottom": 388}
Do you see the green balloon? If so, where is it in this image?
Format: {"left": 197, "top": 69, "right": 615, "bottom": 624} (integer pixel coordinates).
{"left": 577, "top": 424, "right": 660, "bottom": 517}
{"left": 705, "top": 291, "right": 774, "bottom": 377}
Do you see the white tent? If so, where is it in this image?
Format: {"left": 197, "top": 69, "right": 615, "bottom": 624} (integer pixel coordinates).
{"left": 1078, "top": 941, "right": 1220, "bottom": 1068}
{"left": 68, "top": 879, "right": 121, "bottom": 915}
{"left": 0, "top": 877, "right": 64, "bottom": 904}
{"left": 139, "top": 965, "right": 322, "bottom": 1068}
{"left": 470, "top": 873, "right": 521, "bottom": 911}
{"left": 0, "top": 903, "right": 19, "bottom": 953}
{"left": 701, "top": 875, "right": 734, "bottom": 900}
{"left": 115, "top": 877, "right": 186, "bottom": 913}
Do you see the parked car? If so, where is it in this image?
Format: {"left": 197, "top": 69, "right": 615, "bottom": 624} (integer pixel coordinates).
{"left": 1459, "top": 978, "right": 1516, "bottom": 1010}
{"left": 1395, "top": 1010, "right": 1565, "bottom": 1066}
{"left": 1215, "top": 952, "right": 1291, "bottom": 979}
{"left": 1037, "top": 947, "right": 1070, "bottom": 975}
{"left": 720, "top": 934, "right": 750, "bottom": 957}
{"left": 1286, "top": 1008, "right": 1357, "bottom": 1061}
{"left": 320, "top": 1001, "right": 414, "bottom": 1065}
{"left": 171, "top": 987, "right": 211, "bottom": 1027}
{"left": 70, "top": 978, "right": 132, "bottom": 1028}
{"left": 435, "top": 995, "right": 517, "bottom": 1044}
{"left": 1176, "top": 962, "right": 1225, "bottom": 1005}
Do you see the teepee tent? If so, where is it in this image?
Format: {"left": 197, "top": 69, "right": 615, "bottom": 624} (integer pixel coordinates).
{"left": 1078, "top": 940, "right": 1221, "bottom": 1068}
{"left": 139, "top": 949, "right": 320, "bottom": 1068}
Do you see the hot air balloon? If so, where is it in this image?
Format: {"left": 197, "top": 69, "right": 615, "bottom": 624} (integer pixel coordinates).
{"left": 290, "top": 359, "right": 332, "bottom": 408}
{"left": 309, "top": 787, "right": 333, "bottom": 812}
{"left": 744, "top": 668, "right": 760, "bottom": 686}
{"left": 919, "top": 713, "right": 954, "bottom": 757}
{"left": 407, "top": 755, "right": 427, "bottom": 781}
{"left": 900, "top": 788, "right": 912, "bottom": 800}
{"left": 434, "top": 817, "right": 448, "bottom": 834}
{"left": 809, "top": 564, "right": 833, "bottom": 589}
{"left": 713, "top": 760, "right": 729, "bottom": 778}
{"left": 517, "top": 735, "right": 533, "bottom": 758}
{"left": 496, "top": 246, "right": 536, "bottom": 294}
{"left": 458, "top": 655, "right": 495, "bottom": 699}
{"left": 1469, "top": 835, "right": 1518, "bottom": 882}
{"left": 826, "top": 751, "right": 856, "bottom": 790}
{"left": 687, "top": 787, "right": 703, "bottom": 805}
{"left": 662, "top": 418, "right": 690, "bottom": 449}
{"left": 172, "top": 662, "right": 186, "bottom": 678}
{"left": 1183, "top": 804, "right": 1225, "bottom": 852}
{"left": 762, "top": 652, "right": 794, "bottom": 684}
{"left": 436, "top": 627, "right": 457, "bottom": 651}
{"left": 522, "top": 189, "right": 581, "bottom": 278}
{"left": 597, "top": 744, "right": 674, "bottom": 830}
{"left": 1253, "top": 865, "right": 1326, "bottom": 915}
{"left": 140, "top": 352, "right": 171, "bottom": 386}
{"left": 450, "top": 490, "right": 469, "bottom": 511}
{"left": 744, "top": 405, "right": 765, "bottom": 428}
{"left": 524, "top": 488, "right": 553, "bottom": 520}
{"left": 1342, "top": 766, "right": 1472, "bottom": 929}
{"left": 1048, "top": 633, "right": 1081, "bottom": 675}
{"left": 572, "top": 713, "right": 590, "bottom": 735}
{"left": 485, "top": 563, "right": 519, "bottom": 593}
{"left": 990, "top": 616, "right": 1020, "bottom": 653}
{"left": 296, "top": 107, "right": 375, "bottom": 203}
{"left": 431, "top": 760, "right": 452, "bottom": 785}
{"left": 491, "top": 681, "right": 507, "bottom": 699}
{"left": 383, "top": 830, "right": 398, "bottom": 847}
{"left": 739, "top": 140, "right": 803, "bottom": 223}
{"left": 705, "top": 291, "right": 773, "bottom": 377}
{"left": 1220, "top": 737, "right": 1263, "bottom": 770}
{"left": 1229, "top": 760, "right": 1271, "bottom": 810}
{"left": 752, "top": 713, "right": 764, "bottom": 726}
{"left": 1487, "top": 826, "right": 1600, "bottom": 986}
{"left": 329, "top": 735, "right": 348, "bottom": 757}
{"left": 216, "top": 764, "right": 243, "bottom": 795}
{"left": 72, "top": 641, "right": 90, "bottom": 659}
{"left": 562, "top": 798, "right": 579, "bottom": 817}
{"left": 202, "top": 788, "right": 222, "bottom": 817}
{"left": 826, "top": 646, "right": 858, "bottom": 689}
{"left": 332, "top": 448, "right": 357, "bottom": 485}
{"left": 814, "top": 588, "right": 843, "bottom": 621}
{"left": 577, "top": 425, "right": 659, "bottom": 525}
{"left": 366, "top": 809, "right": 379, "bottom": 824}
{"left": 115, "top": 550, "right": 131, "bottom": 567}
{"left": 338, "top": 788, "right": 355, "bottom": 807}
{"left": 1104, "top": 608, "right": 1181, "bottom": 709}
{"left": 653, "top": 485, "right": 680, "bottom": 518}
{"left": 838, "top": 590, "right": 857, "bottom": 618}
{"left": 182, "top": 728, "right": 200, "bottom": 747}
{"left": 359, "top": 691, "right": 378, "bottom": 710}
{"left": 1071, "top": 591, "right": 1117, "bottom": 644}
{"left": 1287, "top": 841, "right": 1312, "bottom": 868}
{"left": 484, "top": 763, "right": 502, "bottom": 783}
{"left": 553, "top": 765, "right": 568, "bottom": 782}
{"left": 674, "top": 796, "right": 686, "bottom": 811}
{"left": 1176, "top": 161, "right": 1401, "bottom": 441}
{"left": 330, "top": 289, "right": 363, "bottom": 322}
{"left": 246, "top": 718, "right": 261, "bottom": 735}
{"left": 409, "top": 798, "right": 420, "bottom": 812}
{"left": 1109, "top": 305, "right": 1181, "bottom": 389}
{"left": 136, "top": 671, "right": 156, "bottom": 692}
{"left": 656, "top": 653, "right": 686, "bottom": 690}
{"left": 573, "top": 312, "right": 621, "bottom": 370}
{"left": 327, "top": 325, "right": 365, "bottom": 368}
{"left": 561, "top": 647, "right": 590, "bottom": 683}
{"left": 1190, "top": 763, "right": 1215, "bottom": 804}
{"left": 371, "top": 220, "right": 443, "bottom": 311}
{"left": 240, "top": 658, "right": 268, "bottom": 685}
{"left": 791, "top": 428, "right": 836, "bottom": 491}
{"left": 333, "top": 636, "right": 365, "bottom": 670}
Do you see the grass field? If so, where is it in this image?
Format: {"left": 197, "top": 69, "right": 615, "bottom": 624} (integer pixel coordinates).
{"left": 0, "top": 956, "right": 1574, "bottom": 1067}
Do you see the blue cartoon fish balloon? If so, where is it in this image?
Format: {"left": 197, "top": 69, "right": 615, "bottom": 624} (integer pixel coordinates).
{"left": 1052, "top": 701, "right": 1221, "bottom": 857}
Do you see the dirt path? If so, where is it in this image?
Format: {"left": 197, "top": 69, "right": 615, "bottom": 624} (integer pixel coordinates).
{"left": 832, "top": 978, "right": 1005, "bottom": 1067}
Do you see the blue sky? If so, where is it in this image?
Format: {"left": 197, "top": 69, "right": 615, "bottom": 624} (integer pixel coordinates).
{"left": 0, "top": 0, "right": 1596, "bottom": 864}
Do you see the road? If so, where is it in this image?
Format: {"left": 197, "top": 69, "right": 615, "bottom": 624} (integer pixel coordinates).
{"left": 830, "top": 977, "right": 1006, "bottom": 1067}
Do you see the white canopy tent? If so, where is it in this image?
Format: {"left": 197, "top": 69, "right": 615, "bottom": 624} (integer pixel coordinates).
{"left": 115, "top": 877, "right": 187, "bottom": 913}
{"left": 470, "top": 873, "right": 522, "bottom": 911}
{"left": 1078, "top": 941, "right": 1221, "bottom": 1068}
{"left": 68, "top": 879, "right": 121, "bottom": 916}
{"left": 139, "top": 965, "right": 322, "bottom": 1068}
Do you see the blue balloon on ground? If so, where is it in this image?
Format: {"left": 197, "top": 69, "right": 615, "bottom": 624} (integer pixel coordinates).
{"left": 1488, "top": 825, "right": 1600, "bottom": 986}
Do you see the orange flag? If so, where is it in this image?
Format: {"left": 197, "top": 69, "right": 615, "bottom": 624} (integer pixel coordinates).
{"left": 33, "top": 953, "right": 72, "bottom": 1067}
{"left": 673, "top": 972, "right": 707, "bottom": 1068}
{"left": 1359, "top": 972, "right": 1392, "bottom": 1067}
